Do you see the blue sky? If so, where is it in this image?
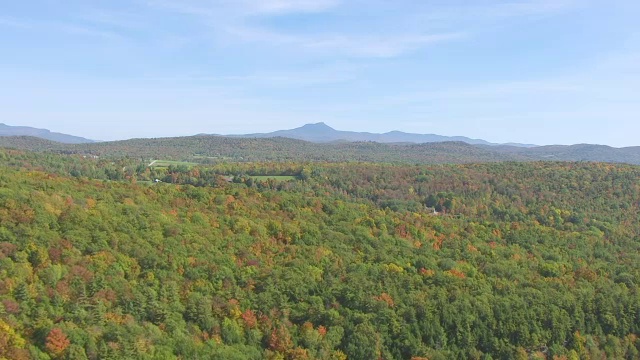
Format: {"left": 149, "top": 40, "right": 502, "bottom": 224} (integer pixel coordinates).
{"left": 1, "top": 0, "right": 639, "bottom": 146}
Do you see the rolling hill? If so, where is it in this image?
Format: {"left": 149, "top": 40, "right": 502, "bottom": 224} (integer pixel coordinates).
{"left": 1, "top": 123, "right": 639, "bottom": 165}
{"left": 508, "top": 144, "right": 640, "bottom": 164}
{"left": 0, "top": 135, "right": 527, "bottom": 163}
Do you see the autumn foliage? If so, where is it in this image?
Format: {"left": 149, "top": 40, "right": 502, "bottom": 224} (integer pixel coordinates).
{"left": 0, "top": 149, "right": 639, "bottom": 359}
{"left": 45, "top": 328, "right": 70, "bottom": 358}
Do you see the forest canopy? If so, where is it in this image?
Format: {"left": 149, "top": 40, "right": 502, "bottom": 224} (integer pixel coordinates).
{"left": 0, "top": 148, "right": 638, "bottom": 359}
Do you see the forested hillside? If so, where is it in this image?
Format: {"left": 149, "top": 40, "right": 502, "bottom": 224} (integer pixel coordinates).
{"left": 0, "top": 149, "right": 639, "bottom": 359}
{"left": 2, "top": 134, "right": 640, "bottom": 165}
{"left": 0, "top": 136, "right": 525, "bottom": 164}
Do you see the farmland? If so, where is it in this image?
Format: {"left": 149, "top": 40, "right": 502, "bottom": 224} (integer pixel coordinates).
{"left": 148, "top": 159, "right": 199, "bottom": 168}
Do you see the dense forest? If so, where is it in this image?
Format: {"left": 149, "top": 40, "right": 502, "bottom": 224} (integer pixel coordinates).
{"left": 0, "top": 148, "right": 639, "bottom": 359}
{"left": 0, "top": 136, "right": 526, "bottom": 164}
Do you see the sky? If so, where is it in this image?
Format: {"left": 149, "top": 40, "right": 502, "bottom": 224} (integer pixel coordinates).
{"left": 0, "top": 0, "right": 639, "bottom": 146}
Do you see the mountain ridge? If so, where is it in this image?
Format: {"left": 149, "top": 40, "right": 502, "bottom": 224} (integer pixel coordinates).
{"left": 211, "top": 122, "right": 538, "bottom": 147}
{"left": 0, "top": 123, "right": 95, "bottom": 144}
{"left": 1, "top": 123, "right": 639, "bottom": 165}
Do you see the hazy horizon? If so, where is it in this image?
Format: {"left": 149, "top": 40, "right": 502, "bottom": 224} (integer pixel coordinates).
{"left": 1, "top": 1, "right": 639, "bottom": 146}
{"left": 4, "top": 120, "right": 640, "bottom": 148}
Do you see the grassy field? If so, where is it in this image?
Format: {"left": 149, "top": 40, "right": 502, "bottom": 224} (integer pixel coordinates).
{"left": 193, "top": 155, "right": 235, "bottom": 161}
{"left": 249, "top": 175, "right": 297, "bottom": 182}
{"left": 149, "top": 160, "right": 198, "bottom": 168}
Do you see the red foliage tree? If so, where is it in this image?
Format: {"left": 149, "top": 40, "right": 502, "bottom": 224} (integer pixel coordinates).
{"left": 45, "top": 328, "right": 70, "bottom": 358}
{"left": 241, "top": 309, "right": 258, "bottom": 329}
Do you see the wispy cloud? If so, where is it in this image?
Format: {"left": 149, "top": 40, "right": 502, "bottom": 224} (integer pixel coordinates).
{"left": 72, "top": 8, "right": 198, "bottom": 49}
{"left": 227, "top": 25, "right": 464, "bottom": 57}
{"left": 427, "top": 0, "right": 577, "bottom": 19}
{"left": 221, "top": 63, "right": 357, "bottom": 87}
{"left": 108, "top": 64, "right": 356, "bottom": 88}
{"left": 74, "top": 10, "right": 148, "bottom": 31}
{"left": 241, "top": 0, "right": 341, "bottom": 14}
{"left": 487, "top": 0, "right": 578, "bottom": 18}
{"left": 146, "top": 0, "right": 340, "bottom": 16}
{"left": 303, "top": 33, "right": 465, "bottom": 58}
{"left": 0, "top": 16, "right": 34, "bottom": 29}
{"left": 0, "top": 15, "right": 124, "bottom": 41}
{"left": 380, "top": 80, "right": 585, "bottom": 106}
{"left": 143, "top": 0, "right": 576, "bottom": 60}
{"left": 144, "top": 0, "right": 463, "bottom": 58}
{"left": 142, "top": 0, "right": 216, "bottom": 17}
{"left": 55, "top": 23, "right": 124, "bottom": 41}
{"left": 398, "top": 0, "right": 579, "bottom": 34}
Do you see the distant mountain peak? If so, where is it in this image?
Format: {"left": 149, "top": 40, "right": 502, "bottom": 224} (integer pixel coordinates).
{"left": 298, "top": 122, "right": 335, "bottom": 132}
{"left": 305, "top": 122, "right": 330, "bottom": 127}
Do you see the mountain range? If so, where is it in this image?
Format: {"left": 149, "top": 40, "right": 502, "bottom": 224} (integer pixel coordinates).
{"left": 217, "top": 122, "right": 537, "bottom": 147}
{"left": 1, "top": 122, "right": 640, "bottom": 165}
{"left": 0, "top": 123, "right": 95, "bottom": 144}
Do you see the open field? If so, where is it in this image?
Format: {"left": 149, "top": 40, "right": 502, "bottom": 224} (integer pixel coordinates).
{"left": 148, "top": 159, "right": 198, "bottom": 168}
{"left": 249, "top": 175, "right": 297, "bottom": 181}
{"left": 193, "top": 155, "right": 236, "bottom": 161}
